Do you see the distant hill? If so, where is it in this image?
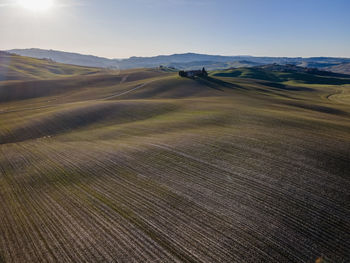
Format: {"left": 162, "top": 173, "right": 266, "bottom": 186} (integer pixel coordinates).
{"left": 258, "top": 64, "right": 349, "bottom": 76}
{"left": 0, "top": 51, "right": 101, "bottom": 81}
{"left": 7, "top": 48, "right": 350, "bottom": 72}
{"left": 324, "top": 63, "right": 350, "bottom": 75}
{"left": 212, "top": 64, "right": 350, "bottom": 85}
{"left": 8, "top": 48, "right": 117, "bottom": 68}
{"left": 167, "top": 60, "right": 262, "bottom": 70}
{"left": 8, "top": 49, "right": 261, "bottom": 70}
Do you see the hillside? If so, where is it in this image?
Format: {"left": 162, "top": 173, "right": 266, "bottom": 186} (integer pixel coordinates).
{"left": 0, "top": 51, "right": 102, "bottom": 81}
{"left": 325, "top": 62, "right": 350, "bottom": 75}
{"left": 0, "top": 61, "right": 349, "bottom": 262}
{"left": 8, "top": 48, "right": 350, "bottom": 72}
{"left": 212, "top": 65, "right": 350, "bottom": 85}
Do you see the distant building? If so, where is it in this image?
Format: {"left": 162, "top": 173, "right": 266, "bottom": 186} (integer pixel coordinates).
{"left": 179, "top": 68, "right": 208, "bottom": 78}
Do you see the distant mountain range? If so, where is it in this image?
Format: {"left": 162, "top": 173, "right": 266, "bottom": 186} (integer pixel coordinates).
{"left": 7, "top": 48, "right": 350, "bottom": 74}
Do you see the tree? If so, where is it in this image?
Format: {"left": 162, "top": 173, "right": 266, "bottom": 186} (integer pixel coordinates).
{"left": 201, "top": 67, "right": 208, "bottom": 77}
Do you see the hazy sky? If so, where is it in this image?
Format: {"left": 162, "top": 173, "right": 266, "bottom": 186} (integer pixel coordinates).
{"left": 1, "top": 0, "right": 349, "bottom": 58}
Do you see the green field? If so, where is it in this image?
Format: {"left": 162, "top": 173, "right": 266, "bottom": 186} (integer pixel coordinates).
{"left": 0, "top": 54, "right": 349, "bottom": 262}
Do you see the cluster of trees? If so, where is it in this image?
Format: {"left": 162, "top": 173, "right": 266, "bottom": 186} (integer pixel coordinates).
{"left": 178, "top": 70, "right": 186, "bottom": 77}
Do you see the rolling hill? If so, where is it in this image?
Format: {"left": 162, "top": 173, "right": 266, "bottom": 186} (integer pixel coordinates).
{"left": 212, "top": 65, "right": 350, "bottom": 85}
{"left": 0, "top": 56, "right": 349, "bottom": 262}
{"left": 0, "top": 51, "right": 102, "bottom": 81}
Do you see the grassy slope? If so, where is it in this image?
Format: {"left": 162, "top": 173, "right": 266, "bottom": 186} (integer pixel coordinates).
{"left": 0, "top": 64, "right": 349, "bottom": 262}
{"left": 0, "top": 52, "right": 102, "bottom": 81}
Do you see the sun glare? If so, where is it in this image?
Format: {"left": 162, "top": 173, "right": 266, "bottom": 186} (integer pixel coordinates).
{"left": 18, "top": 0, "right": 54, "bottom": 11}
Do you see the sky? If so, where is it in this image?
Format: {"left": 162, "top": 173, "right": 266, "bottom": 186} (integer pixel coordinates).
{"left": 0, "top": 0, "right": 349, "bottom": 58}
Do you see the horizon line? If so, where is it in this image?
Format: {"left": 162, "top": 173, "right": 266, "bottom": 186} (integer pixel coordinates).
{"left": 4, "top": 47, "right": 350, "bottom": 60}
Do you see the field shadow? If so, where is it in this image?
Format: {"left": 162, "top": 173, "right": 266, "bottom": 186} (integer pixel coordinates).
{"left": 0, "top": 102, "right": 177, "bottom": 144}
{"left": 194, "top": 76, "right": 246, "bottom": 91}
{"left": 258, "top": 81, "right": 314, "bottom": 92}
{"left": 291, "top": 74, "right": 350, "bottom": 85}
{"left": 285, "top": 102, "right": 348, "bottom": 116}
